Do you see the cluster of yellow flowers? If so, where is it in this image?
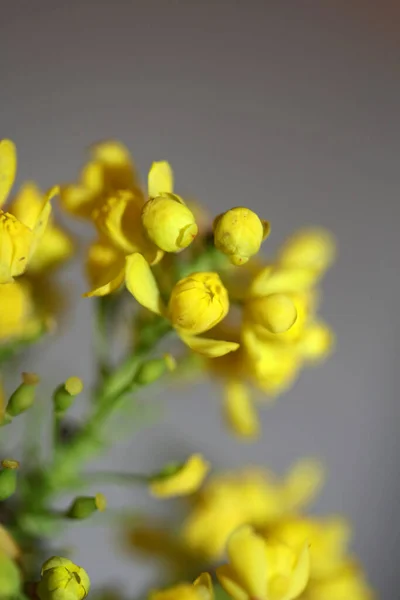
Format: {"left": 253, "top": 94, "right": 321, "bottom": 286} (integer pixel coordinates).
{"left": 0, "top": 138, "right": 375, "bottom": 599}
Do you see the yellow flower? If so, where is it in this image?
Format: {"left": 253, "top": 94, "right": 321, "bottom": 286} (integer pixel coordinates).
{"left": 0, "top": 281, "right": 42, "bottom": 344}
{"left": 125, "top": 252, "right": 239, "bottom": 357}
{"left": 213, "top": 207, "right": 270, "bottom": 266}
{"left": 181, "top": 460, "right": 323, "bottom": 560}
{"left": 142, "top": 193, "right": 198, "bottom": 252}
{"left": 278, "top": 228, "right": 336, "bottom": 276}
{"left": 150, "top": 454, "right": 210, "bottom": 498}
{"left": 299, "top": 563, "right": 374, "bottom": 600}
{"left": 37, "top": 556, "right": 90, "bottom": 600}
{"left": 268, "top": 517, "right": 351, "bottom": 580}
{"left": 150, "top": 573, "right": 214, "bottom": 600}
{"left": 216, "top": 526, "right": 310, "bottom": 600}
{"left": 0, "top": 139, "right": 58, "bottom": 283}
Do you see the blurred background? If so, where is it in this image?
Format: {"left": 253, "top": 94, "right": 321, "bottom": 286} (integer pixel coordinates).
{"left": 1, "top": 1, "right": 399, "bottom": 597}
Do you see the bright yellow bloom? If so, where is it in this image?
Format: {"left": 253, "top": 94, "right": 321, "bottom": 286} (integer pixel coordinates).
{"left": 0, "top": 139, "right": 57, "bottom": 283}
{"left": 142, "top": 193, "right": 198, "bottom": 252}
{"left": 181, "top": 460, "right": 323, "bottom": 560}
{"left": 299, "top": 563, "right": 374, "bottom": 600}
{"left": 37, "top": 556, "right": 90, "bottom": 600}
{"left": 217, "top": 526, "right": 310, "bottom": 600}
{"left": 126, "top": 252, "right": 239, "bottom": 357}
{"left": 150, "top": 454, "right": 210, "bottom": 498}
{"left": 150, "top": 573, "right": 214, "bottom": 600}
{"left": 213, "top": 207, "right": 270, "bottom": 266}
{"left": 268, "top": 517, "right": 351, "bottom": 580}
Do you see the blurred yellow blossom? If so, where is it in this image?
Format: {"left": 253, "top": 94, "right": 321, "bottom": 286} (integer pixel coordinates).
{"left": 213, "top": 207, "right": 270, "bottom": 266}
{"left": 150, "top": 454, "right": 210, "bottom": 498}
{"left": 278, "top": 228, "right": 336, "bottom": 276}
{"left": 216, "top": 526, "right": 309, "bottom": 600}
{"left": 126, "top": 253, "right": 239, "bottom": 357}
{"left": 299, "top": 563, "right": 374, "bottom": 600}
{"left": 181, "top": 460, "right": 323, "bottom": 560}
{"left": 0, "top": 280, "right": 42, "bottom": 343}
{"left": 150, "top": 573, "right": 213, "bottom": 600}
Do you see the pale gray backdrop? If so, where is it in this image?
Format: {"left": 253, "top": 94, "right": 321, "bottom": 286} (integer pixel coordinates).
{"left": 1, "top": 1, "right": 399, "bottom": 597}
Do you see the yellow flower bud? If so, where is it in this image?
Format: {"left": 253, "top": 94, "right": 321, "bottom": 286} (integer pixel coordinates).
{"left": 5, "top": 372, "right": 39, "bottom": 418}
{"left": 0, "top": 459, "right": 19, "bottom": 501}
{"left": 53, "top": 377, "right": 84, "bottom": 414}
{"left": 142, "top": 193, "right": 198, "bottom": 252}
{"left": 149, "top": 454, "right": 210, "bottom": 498}
{"left": 245, "top": 293, "right": 298, "bottom": 334}
{"left": 67, "top": 493, "right": 107, "bottom": 519}
{"left": 169, "top": 272, "right": 229, "bottom": 335}
{"left": 37, "top": 557, "right": 90, "bottom": 600}
{"left": 213, "top": 207, "right": 270, "bottom": 266}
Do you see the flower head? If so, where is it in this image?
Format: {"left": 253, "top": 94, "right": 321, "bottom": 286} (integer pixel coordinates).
{"left": 213, "top": 207, "right": 270, "bottom": 265}
{"left": 216, "top": 526, "right": 310, "bottom": 600}
{"left": 150, "top": 454, "right": 210, "bottom": 498}
{"left": 126, "top": 252, "right": 239, "bottom": 357}
{"left": 37, "top": 556, "right": 90, "bottom": 600}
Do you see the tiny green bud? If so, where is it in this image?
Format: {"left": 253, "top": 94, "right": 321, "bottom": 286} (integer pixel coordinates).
{"left": 0, "top": 459, "right": 19, "bottom": 501}
{"left": 0, "top": 552, "right": 21, "bottom": 597}
{"left": 5, "top": 372, "right": 39, "bottom": 418}
{"left": 134, "top": 354, "right": 176, "bottom": 385}
{"left": 37, "top": 556, "right": 90, "bottom": 600}
{"left": 53, "top": 376, "right": 84, "bottom": 414}
{"left": 66, "top": 493, "right": 107, "bottom": 519}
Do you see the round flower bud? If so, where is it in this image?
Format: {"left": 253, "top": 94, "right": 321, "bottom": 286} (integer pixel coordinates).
{"left": 37, "top": 556, "right": 90, "bottom": 600}
{"left": 142, "top": 193, "right": 198, "bottom": 252}
{"left": 0, "top": 460, "right": 19, "bottom": 501}
{"left": 213, "top": 207, "right": 270, "bottom": 266}
{"left": 246, "top": 293, "right": 297, "bottom": 333}
{"left": 168, "top": 272, "right": 229, "bottom": 335}
{"left": 67, "top": 493, "right": 107, "bottom": 519}
{"left": 53, "top": 377, "right": 84, "bottom": 415}
{"left": 135, "top": 354, "right": 176, "bottom": 385}
{"left": 5, "top": 372, "right": 39, "bottom": 417}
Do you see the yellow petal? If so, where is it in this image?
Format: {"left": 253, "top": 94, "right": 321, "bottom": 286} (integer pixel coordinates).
{"left": 8, "top": 182, "right": 43, "bottom": 230}
{"left": 223, "top": 380, "right": 260, "bottom": 439}
{"left": 60, "top": 161, "right": 105, "bottom": 219}
{"left": 287, "top": 544, "right": 310, "bottom": 599}
{"left": 148, "top": 161, "right": 174, "bottom": 198}
{"left": 0, "top": 211, "right": 34, "bottom": 282}
{"left": 194, "top": 573, "right": 214, "bottom": 600}
{"left": 91, "top": 140, "right": 138, "bottom": 191}
{"left": 84, "top": 240, "right": 126, "bottom": 297}
{"left": 249, "top": 266, "right": 317, "bottom": 298}
{"left": 125, "top": 252, "right": 164, "bottom": 314}
{"left": 149, "top": 454, "right": 210, "bottom": 498}
{"left": 283, "top": 459, "right": 325, "bottom": 511}
{"left": 226, "top": 526, "right": 268, "bottom": 599}
{"left": 0, "top": 139, "right": 17, "bottom": 208}
{"left": 28, "top": 224, "right": 74, "bottom": 273}
{"left": 216, "top": 565, "right": 248, "bottom": 600}
{"left": 180, "top": 334, "right": 239, "bottom": 357}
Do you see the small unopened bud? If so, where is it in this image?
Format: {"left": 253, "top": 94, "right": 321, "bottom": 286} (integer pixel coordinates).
{"left": 53, "top": 377, "right": 84, "bottom": 414}
{"left": 5, "top": 373, "right": 39, "bottom": 418}
{"left": 66, "top": 493, "right": 107, "bottom": 519}
{"left": 135, "top": 354, "right": 176, "bottom": 385}
{"left": 0, "top": 459, "right": 19, "bottom": 501}
{"left": 37, "top": 556, "right": 90, "bottom": 600}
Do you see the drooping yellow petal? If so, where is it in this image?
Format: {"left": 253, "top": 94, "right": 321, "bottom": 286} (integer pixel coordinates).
{"left": 148, "top": 161, "right": 174, "bottom": 198}
{"left": 0, "top": 139, "right": 17, "bottom": 208}
{"left": 216, "top": 565, "right": 248, "bottom": 600}
{"left": 180, "top": 334, "right": 239, "bottom": 357}
{"left": 298, "top": 322, "right": 335, "bottom": 361}
{"left": 125, "top": 252, "right": 164, "bottom": 314}
{"left": 0, "top": 211, "right": 34, "bottom": 282}
{"left": 226, "top": 526, "right": 268, "bottom": 600}
{"left": 149, "top": 454, "right": 210, "bottom": 498}
{"left": 84, "top": 240, "right": 126, "bottom": 297}
{"left": 223, "top": 380, "right": 259, "bottom": 439}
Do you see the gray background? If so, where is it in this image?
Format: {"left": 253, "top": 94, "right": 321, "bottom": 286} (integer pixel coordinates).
{"left": 1, "top": 1, "right": 399, "bottom": 597}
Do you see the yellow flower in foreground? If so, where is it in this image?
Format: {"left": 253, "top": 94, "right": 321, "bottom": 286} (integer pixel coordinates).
{"left": 0, "top": 139, "right": 56, "bottom": 283}
{"left": 142, "top": 192, "right": 198, "bottom": 252}
{"left": 299, "top": 563, "right": 374, "bottom": 600}
{"left": 268, "top": 516, "right": 351, "bottom": 580}
{"left": 150, "top": 454, "right": 210, "bottom": 498}
{"left": 150, "top": 573, "right": 214, "bottom": 600}
{"left": 217, "top": 526, "right": 309, "bottom": 600}
{"left": 126, "top": 252, "right": 239, "bottom": 357}
{"left": 213, "top": 207, "right": 270, "bottom": 266}
{"left": 37, "top": 556, "right": 90, "bottom": 600}
{"left": 181, "top": 460, "right": 323, "bottom": 560}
